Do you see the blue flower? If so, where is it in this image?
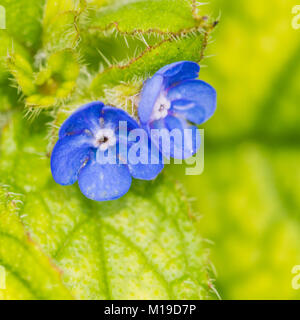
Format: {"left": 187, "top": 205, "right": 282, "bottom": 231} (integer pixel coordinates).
{"left": 138, "top": 61, "right": 217, "bottom": 159}
{"left": 51, "top": 102, "right": 163, "bottom": 201}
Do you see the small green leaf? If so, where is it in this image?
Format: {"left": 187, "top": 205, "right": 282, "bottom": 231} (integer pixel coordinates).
{"left": 0, "top": 113, "right": 215, "bottom": 300}
{"left": 8, "top": 49, "right": 80, "bottom": 108}
{"left": 0, "top": 32, "right": 31, "bottom": 82}
{"left": 0, "top": 31, "right": 34, "bottom": 112}
{"left": 42, "top": 0, "right": 86, "bottom": 51}
{"left": 7, "top": 53, "right": 36, "bottom": 96}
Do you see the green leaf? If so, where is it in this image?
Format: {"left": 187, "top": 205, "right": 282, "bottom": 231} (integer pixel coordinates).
{"left": 0, "top": 32, "right": 31, "bottom": 81}
{"left": 0, "top": 31, "right": 34, "bottom": 112}
{"left": 0, "top": 185, "right": 73, "bottom": 300}
{"left": 88, "top": 0, "right": 198, "bottom": 33}
{"left": 7, "top": 49, "right": 80, "bottom": 108}
{"left": 0, "top": 113, "right": 215, "bottom": 300}
{"left": 0, "top": 34, "right": 23, "bottom": 111}
{"left": 89, "top": 32, "right": 208, "bottom": 99}
{"left": 7, "top": 53, "right": 36, "bottom": 96}
{"left": 42, "top": 0, "right": 86, "bottom": 51}
{"left": 78, "top": 0, "right": 214, "bottom": 84}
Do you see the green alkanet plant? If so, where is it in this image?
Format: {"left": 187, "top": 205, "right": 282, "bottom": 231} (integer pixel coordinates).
{"left": 0, "top": 0, "right": 219, "bottom": 300}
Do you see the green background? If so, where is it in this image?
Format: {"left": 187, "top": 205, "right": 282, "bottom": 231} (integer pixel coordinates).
{"left": 172, "top": 0, "right": 300, "bottom": 299}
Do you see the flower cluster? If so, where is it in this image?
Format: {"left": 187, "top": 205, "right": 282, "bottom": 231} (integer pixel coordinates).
{"left": 51, "top": 61, "right": 217, "bottom": 201}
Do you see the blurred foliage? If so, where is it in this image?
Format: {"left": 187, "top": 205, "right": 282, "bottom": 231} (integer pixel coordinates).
{"left": 169, "top": 0, "right": 300, "bottom": 299}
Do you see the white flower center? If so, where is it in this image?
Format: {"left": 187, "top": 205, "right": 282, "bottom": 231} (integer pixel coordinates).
{"left": 94, "top": 128, "right": 116, "bottom": 151}
{"left": 151, "top": 93, "right": 171, "bottom": 121}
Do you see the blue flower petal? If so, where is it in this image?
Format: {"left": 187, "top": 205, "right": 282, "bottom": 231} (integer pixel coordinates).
{"left": 170, "top": 99, "right": 207, "bottom": 124}
{"left": 127, "top": 131, "right": 164, "bottom": 180}
{"left": 149, "top": 118, "right": 166, "bottom": 130}
{"left": 138, "top": 62, "right": 201, "bottom": 126}
{"left": 78, "top": 158, "right": 132, "bottom": 201}
{"left": 51, "top": 132, "right": 94, "bottom": 185}
{"left": 138, "top": 75, "right": 164, "bottom": 124}
{"left": 102, "top": 106, "right": 139, "bottom": 131}
{"left": 59, "top": 101, "right": 105, "bottom": 138}
{"left": 157, "top": 61, "right": 200, "bottom": 87}
{"left": 128, "top": 158, "right": 164, "bottom": 180}
{"left": 167, "top": 80, "right": 217, "bottom": 124}
{"left": 164, "top": 115, "right": 201, "bottom": 159}
{"left": 147, "top": 115, "right": 201, "bottom": 159}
